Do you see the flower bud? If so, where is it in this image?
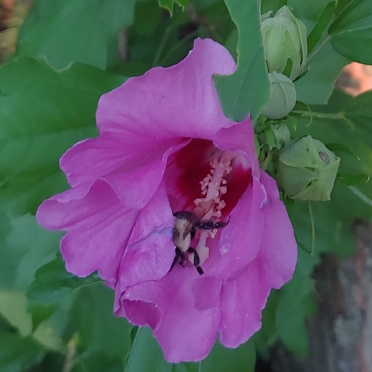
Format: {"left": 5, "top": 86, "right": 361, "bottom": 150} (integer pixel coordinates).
{"left": 277, "top": 136, "right": 340, "bottom": 201}
{"left": 261, "top": 6, "right": 307, "bottom": 80}
{"left": 272, "top": 123, "right": 291, "bottom": 147}
{"left": 261, "top": 72, "right": 296, "bottom": 119}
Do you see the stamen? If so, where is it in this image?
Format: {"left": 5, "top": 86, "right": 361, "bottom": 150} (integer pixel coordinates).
{"left": 189, "top": 151, "right": 234, "bottom": 266}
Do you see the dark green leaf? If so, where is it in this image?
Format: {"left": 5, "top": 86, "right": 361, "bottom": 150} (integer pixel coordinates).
{"left": 307, "top": 2, "right": 336, "bottom": 53}
{"left": 329, "top": 0, "right": 372, "bottom": 64}
{"left": 344, "top": 91, "right": 372, "bottom": 145}
{"left": 338, "top": 173, "right": 370, "bottom": 186}
{"left": 0, "top": 211, "right": 14, "bottom": 289}
{"left": 28, "top": 301, "right": 58, "bottom": 333}
{"left": 0, "top": 334, "right": 45, "bottom": 372}
{"left": 252, "top": 291, "right": 278, "bottom": 358}
{"left": 326, "top": 142, "right": 360, "bottom": 160}
{"left": 288, "top": 0, "right": 334, "bottom": 21}
{"left": 126, "top": 327, "right": 171, "bottom": 372}
{"left": 28, "top": 352, "right": 65, "bottom": 372}
{"left": 17, "top": 0, "right": 136, "bottom": 69}
{"left": 0, "top": 313, "right": 17, "bottom": 334}
{"left": 26, "top": 256, "right": 101, "bottom": 304}
{"left": 134, "top": 0, "right": 163, "bottom": 36}
{"left": 200, "top": 340, "right": 256, "bottom": 372}
{"left": 214, "top": 0, "right": 269, "bottom": 121}
{"left": 295, "top": 41, "right": 349, "bottom": 104}
{"left": 6, "top": 214, "right": 61, "bottom": 290}
{"left": 69, "top": 283, "right": 131, "bottom": 358}
{"left": 276, "top": 250, "right": 318, "bottom": 358}
{"left": 0, "top": 57, "right": 125, "bottom": 216}
{"left": 72, "top": 352, "right": 124, "bottom": 372}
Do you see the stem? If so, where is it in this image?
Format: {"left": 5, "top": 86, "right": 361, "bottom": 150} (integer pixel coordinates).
{"left": 307, "top": 35, "right": 331, "bottom": 64}
{"left": 159, "top": 29, "right": 200, "bottom": 66}
{"left": 292, "top": 110, "right": 344, "bottom": 120}
{"left": 152, "top": 26, "right": 173, "bottom": 67}
{"left": 348, "top": 186, "right": 372, "bottom": 208}
{"left": 308, "top": 201, "right": 315, "bottom": 256}
{"left": 62, "top": 335, "right": 78, "bottom": 372}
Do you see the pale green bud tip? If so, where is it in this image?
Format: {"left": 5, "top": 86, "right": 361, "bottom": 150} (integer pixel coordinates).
{"left": 277, "top": 136, "right": 341, "bottom": 201}
{"left": 261, "top": 5, "right": 307, "bottom": 80}
{"left": 261, "top": 72, "right": 296, "bottom": 119}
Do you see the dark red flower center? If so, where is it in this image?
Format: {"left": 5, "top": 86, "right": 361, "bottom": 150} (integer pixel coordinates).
{"left": 165, "top": 139, "right": 252, "bottom": 265}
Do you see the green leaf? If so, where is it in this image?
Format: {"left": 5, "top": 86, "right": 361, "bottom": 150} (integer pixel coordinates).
{"left": 126, "top": 327, "right": 255, "bottom": 371}
{"left": 134, "top": 0, "right": 163, "bottom": 36}
{"left": 252, "top": 291, "right": 278, "bottom": 358}
{"left": 0, "top": 313, "right": 17, "bottom": 334}
{"left": 329, "top": 0, "right": 372, "bottom": 64}
{"left": 26, "top": 256, "right": 101, "bottom": 304}
{"left": 6, "top": 214, "right": 62, "bottom": 290}
{"left": 325, "top": 142, "right": 360, "bottom": 160}
{"left": 0, "top": 291, "right": 32, "bottom": 336}
{"left": 287, "top": 0, "right": 334, "bottom": 21}
{"left": 0, "top": 334, "right": 46, "bottom": 372}
{"left": 17, "top": 0, "right": 136, "bottom": 69}
{"left": 201, "top": 340, "right": 256, "bottom": 372}
{"left": 0, "top": 57, "right": 125, "bottom": 216}
{"left": 72, "top": 351, "right": 124, "bottom": 372}
{"left": 69, "top": 283, "right": 131, "bottom": 358}
{"left": 28, "top": 301, "right": 58, "bottom": 333}
{"left": 214, "top": 0, "right": 269, "bottom": 121}
{"left": 126, "top": 327, "right": 171, "bottom": 372}
{"left": 338, "top": 173, "right": 370, "bottom": 186}
{"left": 0, "top": 211, "right": 15, "bottom": 289}
{"left": 295, "top": 41, "right": 349, "bottom": 104}
{"left": 276, "top": 250, "right": 318, "bottom": 358}
{"left": 307, "top": 1, "right": 336, "bottom": 53}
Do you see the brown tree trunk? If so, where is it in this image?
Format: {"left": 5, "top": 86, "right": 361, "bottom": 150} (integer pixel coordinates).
{"left": 270, "top": 219, "right": 372, "bottom": 372}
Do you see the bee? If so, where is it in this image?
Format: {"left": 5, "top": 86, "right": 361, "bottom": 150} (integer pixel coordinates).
{"left": 171, "top": 211, "right": 229, "bottom": 275}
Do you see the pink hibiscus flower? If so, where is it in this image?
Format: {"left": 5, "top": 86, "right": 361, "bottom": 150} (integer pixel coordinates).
{"left": 37, "top": 38, "right": 297, "bottom": 363}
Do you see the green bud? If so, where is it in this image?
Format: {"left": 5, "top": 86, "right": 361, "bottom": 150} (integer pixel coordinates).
{"left": 261, "top": 72, "right": 296, "bottom": 119}
{"left": 277, "top": 136, "right": 341, "bottom": 201}
{"left": 261, "top": 6, "right": 307, "bottom": 80}
{"left": 272, "top": 123, "right": 291, "bottom": 147}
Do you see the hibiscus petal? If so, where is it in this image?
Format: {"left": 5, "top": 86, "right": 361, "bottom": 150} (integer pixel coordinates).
{"left": 192, "top": 276, "right": 222, "bottom": 311}
{"left": 119, "top": 268, "right": 221, "bottom": 363}
{"left": 257, "top": 171, "right": 297, "bottom": 288}
{"left": 219, "top": 260, "right": 270, "bottom": 347}
{"left": 97, "top": 38, "right": 237, "bottom": 142}
{"left": 213, "top": 117, "right": 259, "bottom": 176}
{"left": 103, "top": 140, "right": 189, "bottom": 209}
{"left": 37, "top": 180, "right": 138, "bottom": 281}
{"left": 117, "top": 183, "right": 175, "bottom": 288}
{"left": 60, "top": 133, "right": 180, "bottom": 186}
